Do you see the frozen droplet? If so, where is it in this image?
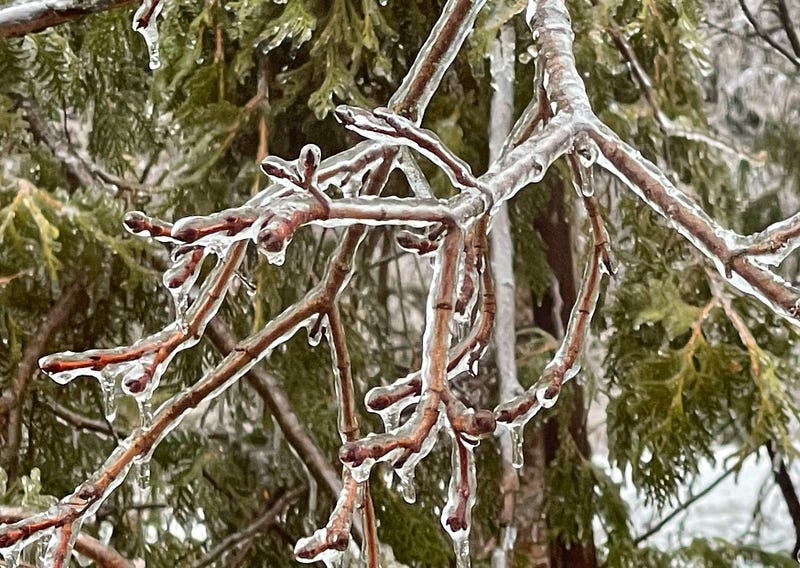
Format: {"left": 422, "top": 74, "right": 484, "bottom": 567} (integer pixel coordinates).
{"left": 100, "top": 371, "right": 118, "bottom": 423}
{"left": 576, "top": 140, "right": 598, "bottom": 169}
{"left": 306, "top": 315, "right": 328, "bottom": 348}
{"left": 578, "top": 162, "right": 595, "bottom": 197}
{"left": 133, "top": 455, "right": 152, "bottom": 503}
{"left": 132, "top": 0, "right": 164, "bottom": 70}
{"left": 398, "top": 472, "right": 416, "bottom": 504}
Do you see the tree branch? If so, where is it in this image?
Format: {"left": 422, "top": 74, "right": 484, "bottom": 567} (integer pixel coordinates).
{"left": 0, "top": 507, "right": 132, "bottom": 568}
{"left": 0, "top": 0, "right": 138, "bottom": 38}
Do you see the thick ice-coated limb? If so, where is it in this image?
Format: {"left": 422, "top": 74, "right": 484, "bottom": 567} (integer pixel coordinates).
{"left": 526, "top": 0, "right": 800, "bottom": 328}
{"left": 389, "top": 0, "right": 488, "bottom": 122}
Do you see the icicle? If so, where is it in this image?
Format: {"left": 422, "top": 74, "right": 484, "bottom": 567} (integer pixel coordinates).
{"left": 393, "top": 407, "right": 443, "bottom": 503}
{"left": 509, "top": 424, "right": 524, "bottom": 469}
{"left": 132, "top": 0, "right": 164, "bottom": 70}
{"left": 132, "top": 0, "right": 165, "bottom": 70}
{"left": 100, "top": 370, "right": 119, "bottom": 423}
{"left": 398, "top": 472, "right": 416, "bottom": 504}
{"left": 441, "top": 433, "right": 477, "bottom": 568}
{"left": 133, "top": 455, "right": 152, "bottom": 503}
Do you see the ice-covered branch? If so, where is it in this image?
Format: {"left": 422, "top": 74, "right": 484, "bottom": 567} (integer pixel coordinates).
{"left": 0, "top": 508, "right": 131, "bottom": 568}
{"left": 11, "top": 0, "right": 800, "bottom": 565}
{"left": 0, "top": 0, "right": 137, "bottom": 38}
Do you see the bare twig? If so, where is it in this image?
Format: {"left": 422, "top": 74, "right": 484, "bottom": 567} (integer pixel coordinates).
{"left": 190, "top": 487, "right": 302, "bottom": 568}
{"left": 737, "top": 0, "right": 800, "bottom": 68}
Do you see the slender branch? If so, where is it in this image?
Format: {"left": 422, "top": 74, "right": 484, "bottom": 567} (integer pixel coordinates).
{"left": 204, "top": 319, "right": 342, "bottom": 498}
{"left": 593, "top": 7, "right": 766, "bottom": 164}
{"left": 0, "top": 279, "right": 84, "bottom": 482}
{"left": 765, "top": 441, "right": 800, "bottom": 558}
{"left": 20, "top": 97, "right": 147, "bottom": 197}
{"left": 737, "top": 0, "right": 800, "bottom": 68}
{"left": 776, "top": 0, "right": 800, "bottom": 58}
{"left": 634, "top": 463, "right": 738, "bottom": 544}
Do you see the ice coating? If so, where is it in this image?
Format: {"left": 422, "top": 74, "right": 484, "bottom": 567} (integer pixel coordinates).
{"left": 294, "top": 476, "right": 354, "bottom": 566}
{"left": 132, "top": 0, "right": 165, "bottom": 70}
{"left": 164, "top": 249, "right": 204, "bottom": 322}
{"left": 41, "top": 519, "right": 82, "bottom": 567}
{"left": 306, "top": 314, "right": 328, "bottom": 348}
{"left": 335, "top": 106, "right": 490, "bottom": 201}
{"left": 397, "top": 148, "right": 434, "bottom": 198}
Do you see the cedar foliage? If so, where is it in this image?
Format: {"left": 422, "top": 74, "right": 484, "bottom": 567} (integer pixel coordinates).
{"left": 0, "top": 0, "right": 799, "bottom": 566}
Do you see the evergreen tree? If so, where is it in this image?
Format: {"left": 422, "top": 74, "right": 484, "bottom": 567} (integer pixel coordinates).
{"left": 0, "top": 0, "right": 799, "bottom": 566}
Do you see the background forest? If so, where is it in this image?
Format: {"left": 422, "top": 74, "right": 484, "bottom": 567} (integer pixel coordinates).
{"left": 1, "top": 0, "right": 800, "bottom": 566}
